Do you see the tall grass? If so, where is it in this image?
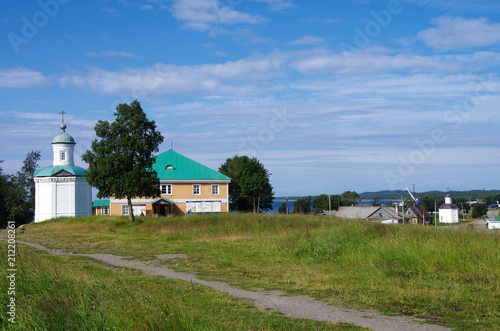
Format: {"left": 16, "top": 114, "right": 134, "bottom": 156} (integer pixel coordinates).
{"left": 0, "top": 242, "right": 361, "bottom": 330}
{"left": 14, "top": 214, "right": 500, "bottom": 329}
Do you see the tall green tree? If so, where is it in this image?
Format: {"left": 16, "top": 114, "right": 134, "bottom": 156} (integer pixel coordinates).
{"left": 293, "top": 196, "right": 312, "bottom": 213}
{"left": 312, "top": 194, "right": 337, "bottom": 213}
{"left": 219, "top": 155, "right": 274, "bottom": 213}
{"left": 471, "top": 203, "right": 488, "bottom": 219}
{"left": 82, "top": 100, "right": 164, "bottom": 221}
{"left": 419, "top": 196, "right": 435, "bottom": 212}
{"left": 17, "top": 150, "right": 41, "bottom": 215}
{"left": 0, "top": 151, "right": 41, "bottom": 227}
{"left": 278, "top": 202, "right": 287, "bottom": 214}
{"left": 341, "top": 191, "right": 360, "bottom": 206}
{"left": 0, "top": 161, "right": 11, "bottom": 228}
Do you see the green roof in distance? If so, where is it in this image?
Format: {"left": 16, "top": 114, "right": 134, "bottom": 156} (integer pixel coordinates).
{"left": 33, "top": 165, "right": 87, "bottom": 177}
{"left": 151, "top": 149, "right": 231, "bottom": 181}
{"left": 93, "top": 200, "right": 110, "bottom": 208}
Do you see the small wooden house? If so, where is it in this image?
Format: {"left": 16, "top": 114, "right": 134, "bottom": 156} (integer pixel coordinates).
{"left": 404, "top": 205, "right": 432, "bottom": 225}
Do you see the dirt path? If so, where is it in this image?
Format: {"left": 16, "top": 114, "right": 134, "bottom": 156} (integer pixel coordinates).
{"left": 14, "top": 240, "right": 450, "bottom": 331}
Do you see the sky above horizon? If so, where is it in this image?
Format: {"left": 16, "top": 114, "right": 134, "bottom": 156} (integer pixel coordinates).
{"left": 1, "top": 0, "right": 500, "bottom": 196}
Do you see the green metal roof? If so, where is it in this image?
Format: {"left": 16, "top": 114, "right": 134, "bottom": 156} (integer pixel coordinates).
{"left": 151, "top": 149, "right": 231, "bottom": 181}
{"left": 33, "top": 165, "right": 87, "bottom": 177}
{"left": 93, "top": 199, "right": 110, "bottom": 207}
{"left": 52, "top": 131, "right": 75, "bottom": 144}
{"left": 151, "top": 198, "right": 175, "bottom": 204}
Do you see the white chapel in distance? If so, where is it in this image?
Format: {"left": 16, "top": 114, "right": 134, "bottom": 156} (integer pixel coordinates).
{"left": 439, "top": 194, "right": 460, "bottom": 224}
{"left": 33, "top": 114, "right": 92, "bottom": 222}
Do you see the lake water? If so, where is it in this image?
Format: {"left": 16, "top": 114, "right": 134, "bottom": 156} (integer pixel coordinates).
{"left": 268, "top": 200, "right": 295, "bottom": 214}
{"left": 268, "top": 199, "right": 400, "bottom": 214}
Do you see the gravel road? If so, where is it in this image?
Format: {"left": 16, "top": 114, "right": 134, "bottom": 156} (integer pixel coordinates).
{"left": 14, "top": 240, "right": 451, "bottom": 331}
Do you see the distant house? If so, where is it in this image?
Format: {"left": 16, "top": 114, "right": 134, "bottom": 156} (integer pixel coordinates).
{"left": 366, "top": 206, "right": 403, "bottom": 223}
{"left": 405, "top": 205, "right": 432, "bottom": 225}
{"left": 93, "top": 200, "right": 110, "bottom": 215}
{"left": 336, "top": 206, "right": 380, "bottom": 220}
{"left": 486, "top": 220, "right": 500, "bottom": 229}
{"left": 439, "top": 194, "right": 459, "bottom": 223}
{"left": 105, "top": 149, "right": 231, "bottom": 216}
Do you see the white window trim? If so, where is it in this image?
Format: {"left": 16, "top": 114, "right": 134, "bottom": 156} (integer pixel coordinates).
{"left": 121, "top": 204, "right": 129, "bottom": 215}
{"left": 211, "top": 184, "right": 219, "bottom": 196}
{"left": 193, "top": 184, "right": 201, "bottom": 195}
{"left": 160, "top": 184, "right": 173, "bottom": 195}
{"left": 60, "top": 151, "right": 66, "bottom": 161}
{"left": 101, "top": 206, "right": 110, "bottom": 215}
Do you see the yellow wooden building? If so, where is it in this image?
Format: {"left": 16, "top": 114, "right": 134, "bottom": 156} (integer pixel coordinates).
{"left": 93, "top": 149, "right": 231, "bottom": 216}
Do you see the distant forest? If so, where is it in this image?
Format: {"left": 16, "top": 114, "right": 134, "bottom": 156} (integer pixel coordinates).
{"left": 358, "top": 189, "right": 500, "bottom": 201}
{"left": 276, "top": 189, "right": 500, "bottom": 202}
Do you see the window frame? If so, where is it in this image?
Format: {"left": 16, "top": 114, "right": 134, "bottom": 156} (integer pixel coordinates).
{"left": 101, "top": 206, "right": 110, "bottom": 215}
{"left": 121, "top": 204, "right": 129, "bottom": 215}
{"left": 211, "top": 184, "right": 219, "bottom": 196}
{"left": 192, "top": 184, "right": 201, "bottom": 195}
{"left": 160, "top": 184, "right": 172, "bottom": 195}
{"left": 60, "top": 151, "right": 66, "bottom": 161}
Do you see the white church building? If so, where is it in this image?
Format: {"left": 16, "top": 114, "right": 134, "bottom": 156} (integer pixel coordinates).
{"left": 33, "top": 120, "right": 92, "bottom": 222}
{"left": 439, "top": 194, "right": 460, "bottom": 224}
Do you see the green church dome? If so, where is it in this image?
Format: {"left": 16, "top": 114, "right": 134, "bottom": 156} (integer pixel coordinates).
{"left": 52, "top": 131, "right": 75, "bottom": 144}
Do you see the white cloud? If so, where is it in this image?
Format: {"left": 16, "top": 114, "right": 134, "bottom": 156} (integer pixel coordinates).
{"left": 250, "top": 0, "right": 295, "bottom": 11}
{"left": 418, "top": 16, "right": 500, "bottom": 52}
{"left": 0, "top": 68, "right": 52, "bottom": 88}
{"left": 58, "top": 54, "right": 287, "bottom": 96}
{"left": 289, "top": 36, "right": 325, "bottom": 46}
{"left": 100, "top": 7, "right": 121, "bottom": 17}
{"left": 290, "top": 50, "right": 464, "bottom": 74}
{"left": 139, "top": 5, "right": 155, "bottom": 11}
{"left": 171, "top": 0, "right": 265, "bottom": 31}
{"left": 86, "top": 50, "right": 136, "bottom": 58}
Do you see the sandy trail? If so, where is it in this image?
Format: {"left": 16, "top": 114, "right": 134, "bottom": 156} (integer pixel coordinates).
{"left": 14, "top": 240, "right": 450, "bottom": 331}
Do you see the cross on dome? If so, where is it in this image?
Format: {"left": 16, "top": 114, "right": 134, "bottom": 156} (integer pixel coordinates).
{"left": 59, "top": 111, "right": 67, "bottom": 132}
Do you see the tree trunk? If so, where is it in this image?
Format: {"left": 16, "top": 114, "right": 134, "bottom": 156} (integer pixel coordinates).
{"left": 127, "top": 197, "right": 134, "bottom": 222}
{"left": 256, "top": 196, "right": 260, "bottom": 214}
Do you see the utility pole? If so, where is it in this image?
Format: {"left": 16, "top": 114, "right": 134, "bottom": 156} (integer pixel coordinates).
{"left": 328, "top": 194, "right": 331, "bottom": 217}
{"left": 401, "top": 196, "right": 405, "bottom": 224}
{"left": 285, "top": 197, "right": 289, "bottom": 215}
{"left": 434, "top": 199, "right": 437, "bottom": 227}
{"left": 461, "top": 202, "right": 465, "bottom": 222}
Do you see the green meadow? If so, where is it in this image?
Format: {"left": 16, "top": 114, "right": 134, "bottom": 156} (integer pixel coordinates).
{"left": 2, "top": 214, "right": 499, "bottom": 330}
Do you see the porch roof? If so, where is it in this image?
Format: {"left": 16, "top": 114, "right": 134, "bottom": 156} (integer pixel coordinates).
{"left": 151, "top": 197, "right": 175, "bottom": 205}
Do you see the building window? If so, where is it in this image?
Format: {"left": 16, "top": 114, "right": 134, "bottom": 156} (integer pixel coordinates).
{"left": 101, "top": 207, "right": 110, "bottom": 215}
{"left": 193, "top": 184, "right": 201, "bottom": 195}
{"left": 60, "top": 151, "right": 66, "bottom": 161}
{"left": 122, "top": 205, "right": 129, "bottom": 215}
{"left": 212, "top": 184, "right": 219, "bottom": 195}
{"left": 166, "top": 165, "right": 174, "bottom": 170}
{"left": 160, "top": 184, "right": 172, "bottom": 195}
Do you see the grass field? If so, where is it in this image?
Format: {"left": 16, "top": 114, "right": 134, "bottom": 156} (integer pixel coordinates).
{"left": 3, "top": 214, "right": 500, "bottom": 330}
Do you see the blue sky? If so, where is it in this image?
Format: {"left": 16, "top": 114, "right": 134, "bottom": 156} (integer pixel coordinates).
{"left": 1, "top": 0, "right": 500, "bottom": 196}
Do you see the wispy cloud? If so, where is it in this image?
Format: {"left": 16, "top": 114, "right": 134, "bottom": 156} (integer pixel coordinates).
{"left": 171, "top": 0, "right": 266, "bottom": 31}
{"left": 289, "top": 36, "right": 325, "bottom": 46}
{"left": 290, "top": 48, "right": 500, "bottom": 74}
{"left": 0, "top": 68, "right": 52, "bottom": 88}
{"left": 251, "top": 0, "right": 295, "bottom": 11}
{"left": 100, "top": 7, "right": 121, "bottom": 17}
{"left": 86, "top": 50, "right": 136, "bottom": 58}
{"left": 58, "top": 53, "right": 287, "bottom": 95}
{"left": 418, "top": 16, "right": 500, "bottom": 52}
